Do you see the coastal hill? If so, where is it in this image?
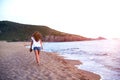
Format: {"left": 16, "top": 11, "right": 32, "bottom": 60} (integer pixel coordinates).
{"left": 0, "top": 21, "right": 99, "bottom": 42}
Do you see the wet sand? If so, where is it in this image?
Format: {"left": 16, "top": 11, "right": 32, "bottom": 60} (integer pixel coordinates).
{"left": 0, "top": 41, "right": 100, "bottom": 80}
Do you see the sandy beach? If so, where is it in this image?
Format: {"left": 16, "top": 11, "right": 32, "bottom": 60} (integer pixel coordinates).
{"left": 0, "top": 41, "right": 100, "bottom": 80}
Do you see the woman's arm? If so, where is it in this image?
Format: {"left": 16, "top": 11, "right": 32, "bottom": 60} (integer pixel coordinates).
{"left": 40, "top": 40, "right": 43, "bottom": 50}
{"left": 30, "top": 40, "right": 33, "bottom": 52}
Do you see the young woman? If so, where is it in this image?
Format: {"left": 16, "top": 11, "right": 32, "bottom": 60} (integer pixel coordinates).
{"left": 30, "top": 31, "right": 43, "bottom": 64}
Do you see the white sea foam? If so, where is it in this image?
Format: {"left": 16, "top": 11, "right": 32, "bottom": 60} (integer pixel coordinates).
{"left": 42, "top": 40, "right": 120, "bottom": 80}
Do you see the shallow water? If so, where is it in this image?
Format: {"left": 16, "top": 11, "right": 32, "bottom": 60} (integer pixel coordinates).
{"left": 43, "top": 39, "right": 120, "bottom": 80}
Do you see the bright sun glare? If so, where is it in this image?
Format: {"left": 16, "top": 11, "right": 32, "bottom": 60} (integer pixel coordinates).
{"left": 0, "top": 0, "right": 120, "bottom": 38}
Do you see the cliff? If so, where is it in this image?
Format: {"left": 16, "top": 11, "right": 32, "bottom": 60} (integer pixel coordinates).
{"left": 0, "top": 21, "right": 91, "bottom": 42}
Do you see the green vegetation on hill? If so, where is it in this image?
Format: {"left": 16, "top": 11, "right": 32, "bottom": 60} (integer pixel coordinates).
{"left": 0, "top": 21, "right": 91, "bottom": 42}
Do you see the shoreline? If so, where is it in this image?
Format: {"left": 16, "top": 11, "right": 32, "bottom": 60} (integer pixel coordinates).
{"left": 0, "top": 41, "right": 101, "bottom": 80}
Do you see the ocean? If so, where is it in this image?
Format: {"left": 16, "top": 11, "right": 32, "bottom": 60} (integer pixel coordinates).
{"left": 43, "top": 39, "right": 120, "bottom": 80}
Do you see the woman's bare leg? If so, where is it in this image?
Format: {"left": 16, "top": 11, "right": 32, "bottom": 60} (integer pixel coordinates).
{"left": 34, "top": 50, "right": 40, "bottom": 64}
{"left": 38, "top": 51, "right": 40, "bottom": 62}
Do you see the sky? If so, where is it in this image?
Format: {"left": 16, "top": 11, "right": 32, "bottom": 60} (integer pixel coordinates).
{"left": 0, "top": 0, "right": 120, "bottom": 38}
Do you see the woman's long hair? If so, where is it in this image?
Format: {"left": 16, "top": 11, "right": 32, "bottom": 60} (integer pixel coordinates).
{"left": 32, "top": 31, "right": 42, "bottom": 42}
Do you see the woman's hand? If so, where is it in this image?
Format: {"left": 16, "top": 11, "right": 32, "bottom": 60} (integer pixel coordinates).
{"left": 41, "top": 46, "right": 43, "bottom": 50}
{"left": 30, "top": 48, "right": 32, "bottom": 52}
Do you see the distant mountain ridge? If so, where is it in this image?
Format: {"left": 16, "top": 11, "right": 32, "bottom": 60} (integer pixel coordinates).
{"left": 0, "top": 21, "right": 92, "bottom": 42}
